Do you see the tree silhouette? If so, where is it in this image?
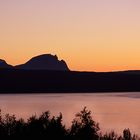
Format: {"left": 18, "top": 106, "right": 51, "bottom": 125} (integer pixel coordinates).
{"left": 70, "top": 107, "right": 100, "bottom": 140}
{"left": 0, "top": 109, "right": 138, "bottom": 140}
{"left": 102, "top": 131, "right": 118, "bottom": 140}
{"left": 123, "top": 129, "right": 132, "bottom": 140}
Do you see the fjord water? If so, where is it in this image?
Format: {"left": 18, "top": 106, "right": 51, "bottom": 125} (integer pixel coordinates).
{"left": 0, "top": 93, "right": 140, "bottom": 134}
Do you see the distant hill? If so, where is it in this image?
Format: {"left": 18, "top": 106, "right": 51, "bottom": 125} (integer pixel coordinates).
{"left": 0, "top": 59, "right": 13, "bottom": 69}
{"left": 120, "top": 70, "right": 140, "bottom": 75}
{"left": 0, "top": 54, "right": 69, "bottom": 71}
{"left": 1, "top": 54, "right": 140, "bottom": 93}
{"left": 15, "top": 54, "right": 69, "bottom": 71}
{"left": 0, "top": 70, "right": 140, "bottom": 93}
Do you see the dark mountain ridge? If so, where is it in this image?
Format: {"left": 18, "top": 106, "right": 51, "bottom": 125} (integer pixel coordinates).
{"left": 15, "top": 54, "right": 69, "bottom": 71}
{"left": 1, "top": 54, "right": 140, "bottom": 93}
{"left": 0, "top": 69, "right": 140, "bottom": 93}
{"left": 0, "top": 54, "right": 69, "bottom": 71}
{"left": 0, "top": 59, "right": 13, "bottom": 69}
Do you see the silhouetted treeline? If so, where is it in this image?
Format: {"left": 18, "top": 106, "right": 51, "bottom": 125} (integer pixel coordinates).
{"left": 0, "top": 107, "right": 139, "bottom": 140}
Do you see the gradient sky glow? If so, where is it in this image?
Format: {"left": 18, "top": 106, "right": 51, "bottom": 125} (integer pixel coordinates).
{"left": 0, "top": 0, "right": 140, "bottom": 71}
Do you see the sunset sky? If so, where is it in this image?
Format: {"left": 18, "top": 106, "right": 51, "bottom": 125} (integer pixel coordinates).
{"left": 0, "top": 0, "right": 140, "bottom": 72}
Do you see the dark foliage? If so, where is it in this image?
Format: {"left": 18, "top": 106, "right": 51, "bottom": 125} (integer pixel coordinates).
{"left": 69, "top": 107, "right": 99, "bottom": 140}
{"left": 0, "top": 108, "right": 138, "bottom": 140}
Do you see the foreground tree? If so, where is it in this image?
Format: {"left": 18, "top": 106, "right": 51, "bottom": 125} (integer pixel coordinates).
{"left": 70, "top": 107, "right": 100, "bottom": 140}
{"left": 0, "top": 109, "right": 139, "bottom": 140}
{"left": 101, "top": 131, "right": 119, "bottom": 140}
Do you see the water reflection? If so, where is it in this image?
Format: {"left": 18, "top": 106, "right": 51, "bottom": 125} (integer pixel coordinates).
{"left": 0, "top": 93, "right": 140, "bottom": 134}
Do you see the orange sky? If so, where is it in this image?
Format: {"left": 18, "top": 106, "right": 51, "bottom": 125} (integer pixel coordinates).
{"left": 0, "top": 0, "right": 140, "bottom": 72}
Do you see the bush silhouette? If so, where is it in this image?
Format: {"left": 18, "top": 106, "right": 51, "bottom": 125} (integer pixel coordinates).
{"left": 123, "top": 129, "right": 132, "bottom": 140}
{"left": 101, "top": 131, "right": 119, "bottom": 140}
{"left": 70, "top": 107, "right": 100, "bottom": 140}
{"left": 0, "top": 108, "right": 138, "bottom": 140}
{"left": 27, "top": 111, "right": 66, "bottom": 139}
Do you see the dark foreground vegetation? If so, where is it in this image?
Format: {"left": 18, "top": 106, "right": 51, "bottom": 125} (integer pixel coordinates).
{"left": 0, "top": 107, "right": 139, "bottom": 140}
{"left": 1, "top": 69, "right": 140, "bottom": 93}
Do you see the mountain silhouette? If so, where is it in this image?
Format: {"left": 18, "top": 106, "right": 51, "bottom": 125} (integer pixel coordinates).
{"left": 15, "top": 54, "right": 69, "bottom": 71}
{"left": 0, "top": 59, "right": 13, "bottom": 69}
{"left": 1, "top": 54, "right": 140, "bottom": 92}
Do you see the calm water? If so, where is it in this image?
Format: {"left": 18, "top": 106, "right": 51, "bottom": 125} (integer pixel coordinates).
{"left": 0, "top": 92, "right": 140, "bottom": 134}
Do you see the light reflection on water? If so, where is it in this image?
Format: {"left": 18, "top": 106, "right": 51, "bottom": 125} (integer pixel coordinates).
{"left": 0, "top": 92, "right": 140, "bottom": 134}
